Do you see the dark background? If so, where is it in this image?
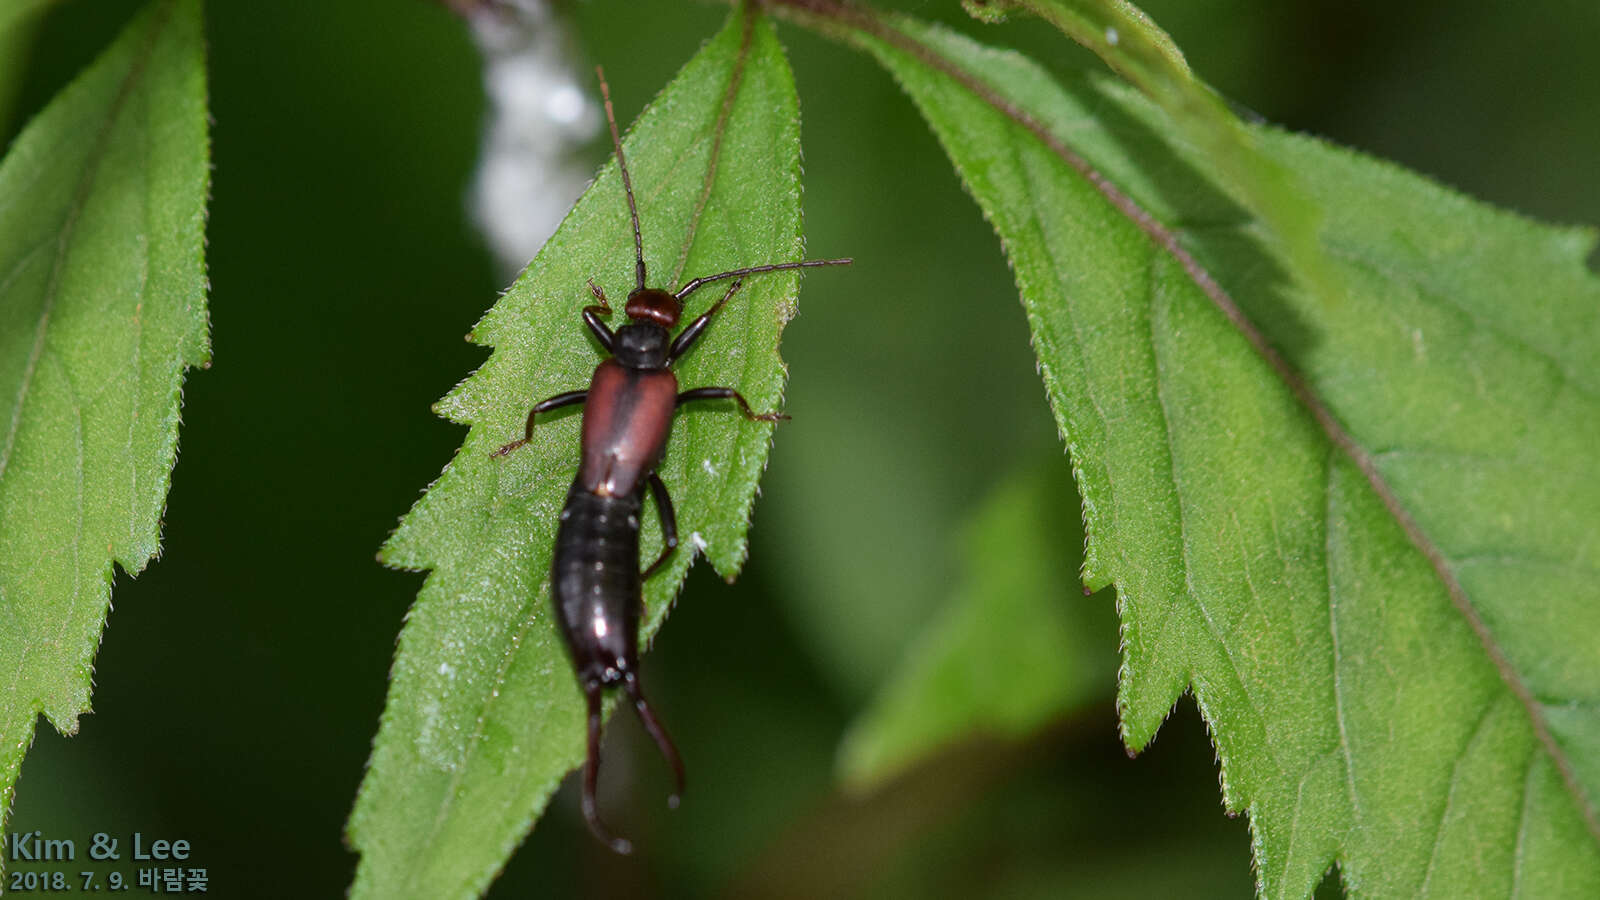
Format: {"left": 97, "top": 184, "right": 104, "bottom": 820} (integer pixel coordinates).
{"left": 5, "top": 0, "right": 1595, "bottom": 896}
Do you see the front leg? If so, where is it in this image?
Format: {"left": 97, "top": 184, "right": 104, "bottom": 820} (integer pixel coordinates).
{"left": 583, "top": 280, "right": 616, "bottom": 353}
{"left": 676, "top": 387, "right": 788, "bottom": 422}
{"left": 667, "top": 279, "right": 741, "bottom": 365}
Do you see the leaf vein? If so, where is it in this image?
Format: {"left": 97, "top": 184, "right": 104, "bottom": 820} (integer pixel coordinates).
{"left": 1418, "top": 698, "right": 1498, "bottom": 896}
{"left": 1148, "top": 254, "right": 1286, "bottom": 783}
{"left": 1511, "top": 755, "right": 1537, "bottom": 900}
{"left": 0, "top": 0, "right": 175, "bottom": 485}
{"left": 1324, "top": 241, "right": 1595, "bottom": 402}
{"left": 1323, "top": 451, "right": 1364, "bottom": 830}
{"left": 1280, "top": 746, "right": 1340, "bottom": 900}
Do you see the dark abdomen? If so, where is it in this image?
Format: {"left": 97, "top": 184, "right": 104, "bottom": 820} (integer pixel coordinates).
{"left": 552, "top": 479, "right": 643, "bottom": 688}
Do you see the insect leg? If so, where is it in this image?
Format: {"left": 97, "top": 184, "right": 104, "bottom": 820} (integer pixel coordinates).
{"left": 676, "top": 387, "right": 788, "bottom": 422}
{"left": 667, "top": 280, "right": 742, "bottom": 365}
{"left": 583, "top": 281, "right": 616, "bottom": 352}
{"left": 490, "top": 390, "right": 587, "bottom": 457}
{"left": 642, "top": 472, "right": 678, "bottom": 580}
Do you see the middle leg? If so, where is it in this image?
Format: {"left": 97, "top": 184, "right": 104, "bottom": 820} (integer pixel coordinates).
{"left": 642, "top": 472, "right": 678, "bottom": 580}
{"left": 491, "top": 389, "right": 587, "bottom": 457}
{"left": 676, "top": 387, "right": 788, "bottom": 422}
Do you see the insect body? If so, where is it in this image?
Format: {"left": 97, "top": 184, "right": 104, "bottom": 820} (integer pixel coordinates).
{"left": 494, "top": 71, "right": 849, "bottom": 854}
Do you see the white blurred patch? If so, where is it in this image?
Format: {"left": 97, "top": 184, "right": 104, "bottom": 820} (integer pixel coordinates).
{"left": 464, "top": 0, "right": 601, "bottom": 278}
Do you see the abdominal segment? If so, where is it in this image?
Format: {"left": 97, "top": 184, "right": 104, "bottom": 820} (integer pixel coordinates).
{"left": 551, "top": 480, "right": 644, "bottom": 686}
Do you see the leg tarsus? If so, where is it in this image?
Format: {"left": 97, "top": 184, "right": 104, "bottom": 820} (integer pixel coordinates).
{"left": 491, "top": 438, "right": 528, "bottom": 458}
{"left": 582, "top": 286, "right": 616, "bottom": 352}
{"left": 588, "top": 279, "right": 611, "bottom": 313}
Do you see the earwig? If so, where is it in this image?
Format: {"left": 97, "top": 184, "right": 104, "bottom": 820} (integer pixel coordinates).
{"left": 494, "top": 68, "right": 849, "bottom": 854}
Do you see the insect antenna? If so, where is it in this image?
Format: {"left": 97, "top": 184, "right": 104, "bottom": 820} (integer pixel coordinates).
{"left": 582, "top": 685, "right": 634, "bottom": 855}
{"left": 625, "top": 671, "right": 685, "bottom": 809}
{"left": 597, "top": 66, "right": 647, "bottom": 293}
{"left": 675, "top": 257, "right": 853, "bottom": 301}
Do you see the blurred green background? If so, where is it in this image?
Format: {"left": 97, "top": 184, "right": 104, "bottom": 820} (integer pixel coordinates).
{"left": 4, "top": 0, "right": 1594, "bottom": 896}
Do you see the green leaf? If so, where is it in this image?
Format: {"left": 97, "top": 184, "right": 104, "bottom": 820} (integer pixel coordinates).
{"left": 838, "top": 462, "right": 1117, "bottom": 790}
{"left": 0, "top": 0, "right": 56, "bottom": 39}
{"left": 0, "top": 0, "right": 209, "bottom": 858}
{"left": 0, "top": 0, "right": 58, "bottom": 134}
{"left": 787, "top": 6, "right": 1600, "bottom": 897}
{"left": 346, "top": 8, "right": 820, "bottom": 896}
{"left": 964, "top": 0, "right": 1189, "bottom": 78}
{"left": 971, "top": 0, "right": 1342, "bottom": 312}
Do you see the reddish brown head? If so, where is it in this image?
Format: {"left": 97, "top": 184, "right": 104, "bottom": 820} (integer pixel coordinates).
{"left": 625, "top": 287, "right": 682, "bottom": 328}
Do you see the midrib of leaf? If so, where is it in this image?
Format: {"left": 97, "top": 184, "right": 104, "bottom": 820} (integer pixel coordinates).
{"left": 670, "top": 15, "right": 756, "bottom": 288}
{"left": 992, "top": 0, "right": 1342, "bottom": 314}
